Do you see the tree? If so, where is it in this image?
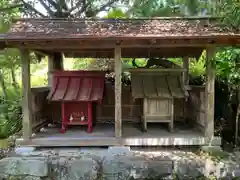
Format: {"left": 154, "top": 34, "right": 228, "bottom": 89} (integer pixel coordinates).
{"left": 221, "top": 0, "right": 240, "bottom": 30}
{"left": 127, "top": 0, "right": 203, "bottom": 17}
{"left": 0, "top": 0, "right": 128, "bottom": 18}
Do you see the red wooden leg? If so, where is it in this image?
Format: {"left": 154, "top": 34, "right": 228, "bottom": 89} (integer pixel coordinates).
{"left": 87, "top": 102, "right": 92, "bottom": 133}
{"left": 60, "top": 124, "right": 66, "bottom": 133}
{"left": 60, "top": 103, "right": 66, "bottom": 133}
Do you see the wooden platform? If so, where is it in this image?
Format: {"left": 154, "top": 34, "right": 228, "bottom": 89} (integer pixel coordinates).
{"left": 16, "top": 123, "right": 221, "bottom": 147}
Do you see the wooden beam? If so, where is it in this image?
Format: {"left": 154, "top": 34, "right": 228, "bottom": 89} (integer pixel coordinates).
{"left": 127, "top": 68, "right": 187, "bottom": 72}
{"left": 12, "top": 42, "right": 216, "bottom": 49}
{"left": 205, "top": 46, "right": 216, "bottom": 139}
{"left": 6, "top": 35, "right": 240, "bottom": 50}
{"left": 63, "top": 47, "right": 203, "bottom": 58}
{"left": 114, "top": 47, "right": 122, "bottom": 138}
{"left": 20, "top": 49, "right": 32, "bottom": 140}
{"left": 183, "top": 56, "right": 189, "bottom": 85}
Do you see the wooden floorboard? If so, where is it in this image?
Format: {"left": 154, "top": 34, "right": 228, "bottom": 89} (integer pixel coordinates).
{"left": 16, "top": 123, "right": 221, "bottom": 147}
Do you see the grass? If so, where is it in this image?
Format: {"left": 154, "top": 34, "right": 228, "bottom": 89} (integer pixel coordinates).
{"left": 0, "top": 138, "right": 8, "bottom": 148}
{"left": 195, "top": 148, "right": 230, "bottom": 162}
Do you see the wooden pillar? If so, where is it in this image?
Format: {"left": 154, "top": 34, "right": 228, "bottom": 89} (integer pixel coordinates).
{"left": 53, "top": 52, "right": 64, "bottom": 70}
{"left": 48, "top": 52, "right": 64, "bottom": 87}
{"left": 205, "top": 46, "right": 216, "bottom": 139}
{"left": 182, "top": 56, "right": 189, "bottom": 122}
{"left": 21, "top": 49, "right": 32, "bottom": 140}
{"left": 114, "top": 47, "right": 122, "bottom": 137}
{"left": 48, "top": 55, "right": 54, "bottom": 87}
{"left": 183, "top": 56, "right": 189, "bottom": 85}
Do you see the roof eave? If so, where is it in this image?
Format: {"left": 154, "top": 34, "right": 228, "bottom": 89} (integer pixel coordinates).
{"left": 11, "top": 16, "right": 222, "bottom": 22}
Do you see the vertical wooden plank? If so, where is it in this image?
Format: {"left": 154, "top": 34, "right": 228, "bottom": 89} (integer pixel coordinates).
{"left": 21, "top": 49, "right": 32, "bottom": 140}
{"left": 205, "top": 46, "right": 216, "bottom": 139}
{"left": 183, "top": 56, "right": 189, "bottom": 85}
{"left": 114, "top": 47, "right": 122, "bottom": 137}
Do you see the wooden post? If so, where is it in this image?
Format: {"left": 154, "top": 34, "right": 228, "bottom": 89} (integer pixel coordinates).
{"left": 205, "top": 46, "right": 216, "bottom": 139}
{"left": 21, "top": 49, "right": 32, "bottom": 140}
{"left": 87, "top": 102, "right": 93, "bottom": 133}
{"left": 143, "top": 98, "right": 147, "bottom": 132}
{"left": 169, "top": 98, "right": 174, "bottom": 132}
{"left": 53, "top": 52, "right": 64, "bottom": 70}
{"left": 48, "top": 52, "right": 64, "bottom": 87}
{"left": 183, "top": 56, "right": 189, "bottom": 85}
{"left": 114, "top": 47, "right": 122, "bottom": 137}
{"left": 48, "top": 55, "right": 54, "bottom": 87}
{"left": 60, "top": 103, "right": 66, "bottom": 133}
{"left": 183, "top": 56, "right": 189, "bottom": 122}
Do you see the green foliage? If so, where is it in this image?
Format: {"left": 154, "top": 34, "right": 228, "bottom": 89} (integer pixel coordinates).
{"left": 190, "top": 57, "right": 206, "bottom": 78}
{"left": 73, "top": 58, "right": 93, "bottom": 70}
{"left": 215, "top": 47, "right": 240, "bottom": 89}
{"left": 0, "top": 88, "right": 22, "bottom": 139}
{"left": 124, "top": 58, "right": 147, "bottom": 68}
{"left": 128, "top": 0, "right": 207, "bottom": 17}
{"left": 221, "top": 0, "right": 240, "bottom": 30}
{"left": 128, "top": 0, "right": 181, "bottom": 17}
{"left": 184, "top": 0, "right": 199, "bottom": 16}
{"left": 105, "top": 8, "right": 128, "bottom": 18}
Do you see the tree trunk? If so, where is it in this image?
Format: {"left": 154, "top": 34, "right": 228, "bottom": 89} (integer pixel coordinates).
{"left": 10, "top": 68, "right": 19, "bottom": 93}
{"left": 0, "top": 70, "right": 8, "bottom": 99}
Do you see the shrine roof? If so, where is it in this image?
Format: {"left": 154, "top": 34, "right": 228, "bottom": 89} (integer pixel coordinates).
{"left": 5, "top": 17, "right": 240, "bottom": 40}
{"left": 47, "top": 71, "right": 105, "bottom": 102}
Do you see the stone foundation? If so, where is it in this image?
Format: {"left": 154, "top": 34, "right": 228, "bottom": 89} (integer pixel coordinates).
{"left": 0, "top": 147, "right": 240, "bottom": 180}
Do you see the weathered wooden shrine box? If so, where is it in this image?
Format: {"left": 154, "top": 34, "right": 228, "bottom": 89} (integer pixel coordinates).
{"left": 47, "top": 71, "right": 105, "bottom": 133}
{"left": 131, "top": 70, "right": 186, "bottom": 132}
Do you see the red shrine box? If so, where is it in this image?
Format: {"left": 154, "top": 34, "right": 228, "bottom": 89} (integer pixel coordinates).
{"left": 47, "top": 71, "right": 105, "bottom": 133}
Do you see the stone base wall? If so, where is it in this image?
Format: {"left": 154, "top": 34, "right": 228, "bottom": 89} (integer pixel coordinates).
{"left": 1, "top": 147, "right": 240, "bottom": 180}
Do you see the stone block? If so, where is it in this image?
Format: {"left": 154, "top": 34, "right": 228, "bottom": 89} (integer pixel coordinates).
{"left": 201, "top": 146, "right": 222, "bottom": 153}
{"left": 107, "top": 146, "right": 132, "bottom": 156}
{"left": 51, "top": 157, "right": 99, "bottom": 180}
{"left": 0, "top": 157, "right": 48, "bottom": 177}
{"left": 102, "top": 154, "right": 173, "bottom": 180}
{"left": 68, "top": 158, "right": 99, "bottom": 180}
{"left": 23, "top": 176, "right": 42, "bottom": 180}
{"left": 232, "top": 169, "right": 240, "bottom": 177}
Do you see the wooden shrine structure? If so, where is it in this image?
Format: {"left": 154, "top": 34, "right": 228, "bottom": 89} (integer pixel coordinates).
{"left": 0, "top": 17, "right": 239, "bottom": 146}
{"left": 47, "top": 70, "right": 105, "bottom": 133}
{"left": 131, "top": 69, "right": 187, "bottom": 132}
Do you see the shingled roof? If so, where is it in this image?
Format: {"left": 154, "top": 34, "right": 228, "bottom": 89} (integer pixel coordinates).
{"left": 131, "top": 71, "right": 186, "bottom": 99}
{"left": 5, "top": 17, "right": 240, "bottom": 40}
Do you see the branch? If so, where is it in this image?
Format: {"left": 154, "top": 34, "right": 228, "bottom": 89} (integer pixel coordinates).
{"left": 68, "top": 0, "right": 85, "bottom": 14}
{"left": 39, "top": 0, "right": 55, "bottom": 16}
{"left": 21, "top": 0, "right": 46, "bottom": 17}
{"left": 76, "top": 0, "right": 93, "bottom": 15}
{"left": 58, "top": 0, "right": 69, "bottom": 11}
{"left": 46, "top": 0, "right": 59, "bottom": 10}
{"left": 72, "top": 0, "right": 117, "bottom": 17}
